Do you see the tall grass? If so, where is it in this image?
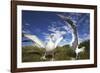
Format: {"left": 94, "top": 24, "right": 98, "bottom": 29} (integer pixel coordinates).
{"left": 22, "top": 40, "right": 90, "bottom": 62}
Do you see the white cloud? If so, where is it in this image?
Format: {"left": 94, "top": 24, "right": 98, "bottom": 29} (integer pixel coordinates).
{"left": 42, "top": 21, "right": 74, "bottom": 46}
{"left": 48, "top": 26, "right": 57, "bottom": 33}
{"left": 25, "top": 23, "right": 30, "bottom": 26}
{"left": 22, "top": 30, "right": 31, "bottom": 34}
{"left": 60, "top": 31, "right": 67, "bottom": 35}
{"left": 62, "top": 25, "right": 72, "bottom": 33}
{"left": 48, "top": 24, "right": 68, "bottom": 42}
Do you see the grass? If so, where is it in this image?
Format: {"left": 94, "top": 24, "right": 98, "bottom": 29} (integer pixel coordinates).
{"left": 22, "top": 40, "right": 90, "bottom": 62}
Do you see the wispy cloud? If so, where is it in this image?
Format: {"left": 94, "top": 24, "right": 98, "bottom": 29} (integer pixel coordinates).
{"left": 25, "top": 23, "right": 30, "bottom": 26}
{"left": 48, "top": 23, "right": 67, "bottom": 41}
{"left": 22, "top": 30, "right": 31, "bottom": 34}
{"left": 62, "top": 25, "right": 72, "bottom": 33}
{"left": 42, "top": 21, "right": 72, "bottom": 46}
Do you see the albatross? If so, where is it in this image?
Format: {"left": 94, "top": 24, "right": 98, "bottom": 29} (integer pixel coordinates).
{"left": 23, "top": 33, "right": 63, "bottom": 61}
{"left": 57, "top": 14, "right": 85, "bottom": 60}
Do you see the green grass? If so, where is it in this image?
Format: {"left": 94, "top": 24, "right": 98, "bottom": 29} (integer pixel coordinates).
{"left": 22, "top": 40, "right": 90, "bottom": 62}
{"left": 22, "top": 46, "right": 45, "bottom": 62}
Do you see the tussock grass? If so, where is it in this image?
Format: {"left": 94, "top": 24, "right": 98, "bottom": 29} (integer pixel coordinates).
{"left": 22, "top": 40, "right": 90, "bottom": 62}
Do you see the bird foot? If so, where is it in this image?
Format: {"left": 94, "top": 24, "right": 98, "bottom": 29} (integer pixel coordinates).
{"left": 41, "top": 56, "right": 46, "bottom": 60}
{"left": 50, "top": 58, "right": 55, "bottom": 61}
{"left": 71, "top": 57, "right": 76, "bottom": 60}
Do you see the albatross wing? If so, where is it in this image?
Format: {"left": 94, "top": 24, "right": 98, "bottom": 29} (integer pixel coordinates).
{"left": 24, "top": 34, "right": 45, "bottom": 48}
{"left": 54, "top": 37, "right": 63, "bottom": 48}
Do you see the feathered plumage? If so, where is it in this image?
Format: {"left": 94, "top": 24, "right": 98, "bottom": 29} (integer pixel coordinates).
{"left": 57, "top": 14, "right": 85, "bottom": 59}
{"left": 23, "top": 34, "right": 63, "bottom": 60}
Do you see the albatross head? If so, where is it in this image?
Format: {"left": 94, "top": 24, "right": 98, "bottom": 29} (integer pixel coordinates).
{"left": 48, "top": 34, "right": 55, "bottom": 42}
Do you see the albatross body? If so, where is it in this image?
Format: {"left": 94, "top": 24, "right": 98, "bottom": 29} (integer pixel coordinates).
{"left": 23, "top": 34, "right": 63, "bottom": 61}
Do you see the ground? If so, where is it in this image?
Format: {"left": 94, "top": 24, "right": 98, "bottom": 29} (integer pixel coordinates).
{"left": 22, "top": 40, "right": 90, "bottom": 62}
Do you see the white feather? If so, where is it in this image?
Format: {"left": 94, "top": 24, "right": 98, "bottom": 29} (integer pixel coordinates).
{"left": 75, "top": 46, "right": 85, "bottom": 58}
{"left": 24, "top": 34, "right": 64, "bottom": 61}
{"left": 45, "top": 38, "right": 55, "bottom": 52}
{"left": 54, "top": 37, "right": 63, "bottom": 48}
{"left": 24, "top": 34, "right": 45, "bottom": 48}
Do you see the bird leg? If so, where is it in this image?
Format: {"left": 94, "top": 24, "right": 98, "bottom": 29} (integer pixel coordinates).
{"left": 41, "top": 52, "right": 46, "bottom": 60}
{"left": 76, "top": 54, "right": 79, "bottom": 60}
{"left": 41, "top": 55, "right": 46, "bottom": 60}
{"left": 41, "top": 50, "right": 55, "bottom": 61}
{"left": 51, "top": 51, "right": 55, "bottom": 61}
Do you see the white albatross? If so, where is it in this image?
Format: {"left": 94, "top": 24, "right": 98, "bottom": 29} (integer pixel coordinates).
{"left": 75, "top": 46, "right": 85, "bottom": 59}
{"left": 23, "top": 34, "right": 63, "bottom": 61}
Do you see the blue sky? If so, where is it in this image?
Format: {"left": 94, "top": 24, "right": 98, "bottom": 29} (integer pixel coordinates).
{"left": 22, "top": 10, "right": 90, "bottom": 46}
